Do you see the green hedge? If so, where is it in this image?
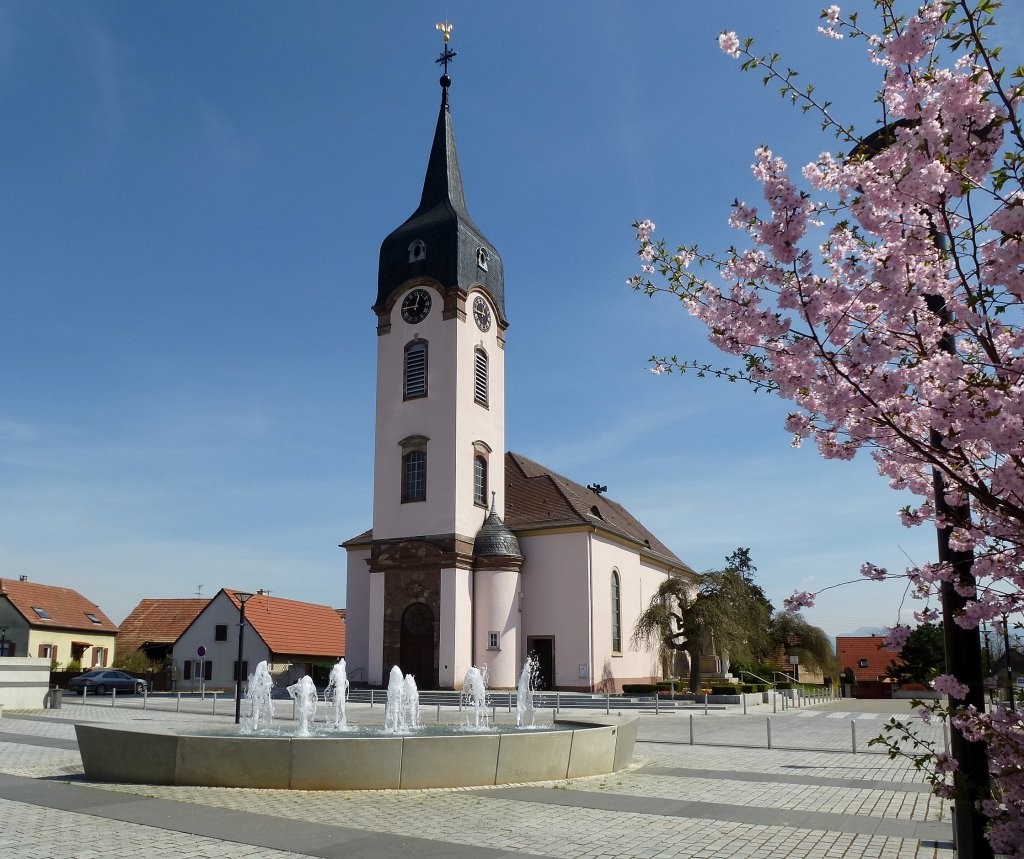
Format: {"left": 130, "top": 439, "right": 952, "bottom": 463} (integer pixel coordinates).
{"left": 622, "top": 683, "right": 658, "bottom": 694}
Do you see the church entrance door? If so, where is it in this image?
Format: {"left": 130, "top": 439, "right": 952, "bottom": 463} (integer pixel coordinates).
{"left": 527, "top": 636, "right": 555, "bottom": 691}
{"left": 399, "top": 602, "right": 436, "bottom": 689}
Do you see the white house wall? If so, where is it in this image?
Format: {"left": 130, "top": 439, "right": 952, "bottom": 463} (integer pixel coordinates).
{"left": 344, "top": 546, "right": 371, "bottom": 687}
{"left": 174, "top": 592, "right": 270, "bottom": 691}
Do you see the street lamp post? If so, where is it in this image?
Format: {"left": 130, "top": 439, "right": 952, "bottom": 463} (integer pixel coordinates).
{"left": 233, "top": 592, "right": 254, "bottom": 725}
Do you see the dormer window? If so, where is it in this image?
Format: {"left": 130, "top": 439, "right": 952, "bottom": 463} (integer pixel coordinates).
{"left": 32, "top": 606, "right": 51, "bottom": 620}
{"left": 589, "top": 506, "right": 603, "bottom": 519}
{"left": 85, "top": 612, "right": 101, "bottom": 624}
{"left": 476, "top": 247, "right": 489, "bottom": 270}
{"left": 408, "top": 239, "right": 426, "bottom": 263}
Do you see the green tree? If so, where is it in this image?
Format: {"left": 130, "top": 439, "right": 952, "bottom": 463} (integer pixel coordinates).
{"left": 886, "top": 622, "right": 945, "bottom": 685}
{"left": 632, "top": 548, "right": 772, "bottom": 692}
{"left": 764, "top": 612, "right": 838, "bottom": 683}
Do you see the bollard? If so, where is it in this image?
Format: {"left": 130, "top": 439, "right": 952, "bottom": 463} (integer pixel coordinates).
{"left": 655, "top": 694, "right": 659, "bottom": 715}
{"left": 773, "top": 693, "right": 777, "bottom": 714}
{"left": 292, "top": 699, "right": 296, "bottom": 721}
{"left": 492, "top": 704, "right": 496, "bottom": 723}
{"left": 508, "top": 692, "right": 512, "bottom": 713}
{"left": 370, "top": 689, "right": 374, "bottom": 707}
{"left": 851, "top": 719, "right": 858, "bottom": 754}
{"left": 111, "top": 688, "right": 116, "bottom": 708}
{"left": 704, "top": 694, "right": 708, "bottom": 716}
{"left": 606, "top": 691, "right": 610, "bottom": 715}
{"left": 742, "top": 693, "right": 747, "bottom": 715}
{"left": 143, "top": 687, "right": 148, "bottom": 710}
{"left": 437, "top": 703, "right": 441, "bottom": 723}
{"left": 689, "top": 714, "right": 694, "bottom": 745}
{"left": 944, "top": 724, "right": 950, "bottom": 755}
{"left": 556, "top": 692, "right": 560, "bottom": 714}
{"left": 176, "top": 691, "right": 181, "bottom": 713}
{"left": 767, "top": 717, "right": 773, "bottom": 749}
{"left": 212, "top": 694, "right": 217, "bottom": 716}
{"left": 83, "top": 685, "right": 88, "bottom": 703}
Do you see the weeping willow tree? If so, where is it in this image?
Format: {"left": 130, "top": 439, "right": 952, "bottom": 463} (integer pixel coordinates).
{"left": 632, "top": 548, "right": 772, "bottom": 692}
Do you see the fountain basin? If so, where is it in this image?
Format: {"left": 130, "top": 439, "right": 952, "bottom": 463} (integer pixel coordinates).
{"left": 74, "top": 714, "right": 638, "bottom": 790}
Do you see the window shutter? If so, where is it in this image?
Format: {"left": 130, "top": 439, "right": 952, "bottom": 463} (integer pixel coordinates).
{"left": 405, "top": 342, "right": 427, "bottom": 398}
{"left": 474, "top": 349, "right": 488, "bottom": 405}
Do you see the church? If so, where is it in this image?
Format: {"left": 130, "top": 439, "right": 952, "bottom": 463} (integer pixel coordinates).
{"left": 343, "top": 44, "right": 696, "bottom": 693}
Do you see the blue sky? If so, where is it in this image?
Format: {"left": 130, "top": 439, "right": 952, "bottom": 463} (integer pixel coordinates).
{"left": 3, "top": 2, "right": 1021, "bottom": 638}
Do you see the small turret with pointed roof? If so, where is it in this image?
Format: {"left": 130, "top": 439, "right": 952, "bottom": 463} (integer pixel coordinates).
{"left": 376, "top": 31, "right": 505, "bottom": 321}
{"left": 474, "top": 493, "right": 522, "bottom": 559}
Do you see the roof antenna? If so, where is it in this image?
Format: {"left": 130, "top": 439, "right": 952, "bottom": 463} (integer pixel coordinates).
{"left": 587, "top": 483, "right": 608, "bottom": 496}
{"left": 195, "top": 584, "right": 204, "bottom": 598}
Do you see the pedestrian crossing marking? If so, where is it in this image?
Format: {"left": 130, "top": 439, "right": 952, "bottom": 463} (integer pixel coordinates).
{"left": 826, "top": 712, "right": 850, "bottom": 718}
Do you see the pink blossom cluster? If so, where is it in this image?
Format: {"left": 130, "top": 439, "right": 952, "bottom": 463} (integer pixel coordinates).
{"left": 631, "top": 2, "right": 1024, "bottom": 851}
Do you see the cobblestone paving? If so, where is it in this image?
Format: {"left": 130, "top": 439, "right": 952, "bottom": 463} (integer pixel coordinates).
{"left": 0, "top": 798, "right": 308, "bottom": 859}
{"left": 0, "top": 700, "right": 955, "bottom": 859}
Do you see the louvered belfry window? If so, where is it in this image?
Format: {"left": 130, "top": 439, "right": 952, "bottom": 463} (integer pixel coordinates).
{"left": 474, "top": 348, "right": 488, "bottom": 406}
{"left": 404, "top": 341, "right": 427, "bottom": 399}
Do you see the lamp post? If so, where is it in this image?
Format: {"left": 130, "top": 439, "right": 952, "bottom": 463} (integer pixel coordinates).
{"left": 233, "top": 592, "right": 254, "bottom": 725}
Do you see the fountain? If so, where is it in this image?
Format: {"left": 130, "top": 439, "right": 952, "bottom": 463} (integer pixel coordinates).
{"left": 516, "top": 653, "right": 539, "bottom": 728}
{"left": 287, "top": 675, "right": 319, "bottom": 737}
{"left": 461, "top": 665, "right": 489, "bottom": 729}
{"left": 324, "top": 658, "right": 349, "bottom": 731}
{"left": 75, "top": 658, "right": 638, "bottom": 790}
{"left": 383, "top": 665, "right": 421, "bottom": 733}
{"left": 242, "top": 660, "right": 275, "bottom": 733}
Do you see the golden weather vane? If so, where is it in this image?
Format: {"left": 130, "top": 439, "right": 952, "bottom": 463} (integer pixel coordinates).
{"left": 435, "top": 21, "right": 457, "bottom": 75}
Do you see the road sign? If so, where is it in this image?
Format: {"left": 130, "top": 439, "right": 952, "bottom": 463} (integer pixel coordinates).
{"left": 1016, "top": 676, "right": 1024, "bottom": 686}
{"left": 197, "top": 645, "right": 207, "bottom": 657}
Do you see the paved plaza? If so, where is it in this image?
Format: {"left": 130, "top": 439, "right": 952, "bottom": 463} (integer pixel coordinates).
{"left": 0, "top": 695, "right": 954, "bottom": 859}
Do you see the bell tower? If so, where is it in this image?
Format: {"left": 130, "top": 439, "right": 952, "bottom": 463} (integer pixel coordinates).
{"left": 358, "top": 30, "right": 518, "bottom": 689}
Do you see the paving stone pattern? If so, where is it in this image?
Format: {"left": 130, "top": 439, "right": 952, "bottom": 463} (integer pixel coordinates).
{"left": 0, "top": 697, "right": 958, "bottom": 859}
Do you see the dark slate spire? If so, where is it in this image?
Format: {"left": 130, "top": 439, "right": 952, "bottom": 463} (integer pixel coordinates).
{"left": 375, "top": 48, "right": 505, "bottom": 320}
{"left": 474, "top": 495, "right": 522, "bottom": 559}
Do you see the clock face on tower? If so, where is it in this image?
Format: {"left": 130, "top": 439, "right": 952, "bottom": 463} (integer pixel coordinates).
{"left": 401, "top": 289, "right": 431, "bottom": 324}
{"left": 473, "top": 296, "right": 492, "bottom": 332}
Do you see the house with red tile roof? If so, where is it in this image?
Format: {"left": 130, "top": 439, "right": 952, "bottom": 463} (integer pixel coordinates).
{"left": 116, "top": 598, "right": 209, "bottom": 666}
{"left": 173, "top": 589, "right": 346, "bottom": 690}
{"left": 0, "top": 576, "right": 118, "bottom": 669}
{"left": 836, "top": 634, "right": 904, "bottom": 682}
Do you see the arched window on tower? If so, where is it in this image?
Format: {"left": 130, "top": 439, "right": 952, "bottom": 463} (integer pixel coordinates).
{"left": 404, "top": 340, "right": 427, "bottom": 400}
{"left": 399, "top": 436, "right": 428, "bottom": 503}
{"left": 474, "top": 347, "right": 488, "bottom": 406}
{"left": 611, "top": 570, "right": 622, "bottom": 653}
{"left": 472, "top": 441, "right": 491, "bottom": 507}
{"left": 474, "top": 455, "right": 487, "bottom": 506}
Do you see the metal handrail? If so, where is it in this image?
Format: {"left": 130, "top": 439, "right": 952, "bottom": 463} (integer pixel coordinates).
{"left": 739, "top": 670, "right": 774, "bottom": 687}
{"left": 773, "top": 670, "right": 798, "bottom": 684}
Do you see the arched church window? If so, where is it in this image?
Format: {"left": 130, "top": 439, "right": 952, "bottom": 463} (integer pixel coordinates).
{"left": 408, "top": 239, "right": 426, "bottom": 263}
{"left": 474, "top": 348, "right": 488, "bottom": 406}
{"left": 611, "top": 570, "right": 622, "bottom": 653}
{"left": 400, "top": 435, "right": 428, "bottom": 503}
{"left": 402, "top": 450, "right": 426, "bottom": 502}
{"left": 474, "top": 455, "right": 487, "bottom": 506}
{"left": 476, "top": 246, "right": 489, "bottom": 270}
{"left": 404, "top": 340, "right": 427, "bottom": 399}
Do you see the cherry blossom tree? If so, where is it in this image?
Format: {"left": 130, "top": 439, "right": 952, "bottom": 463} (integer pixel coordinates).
{"left": 630, "top": 2, "right": 1024, "bottom": 855}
